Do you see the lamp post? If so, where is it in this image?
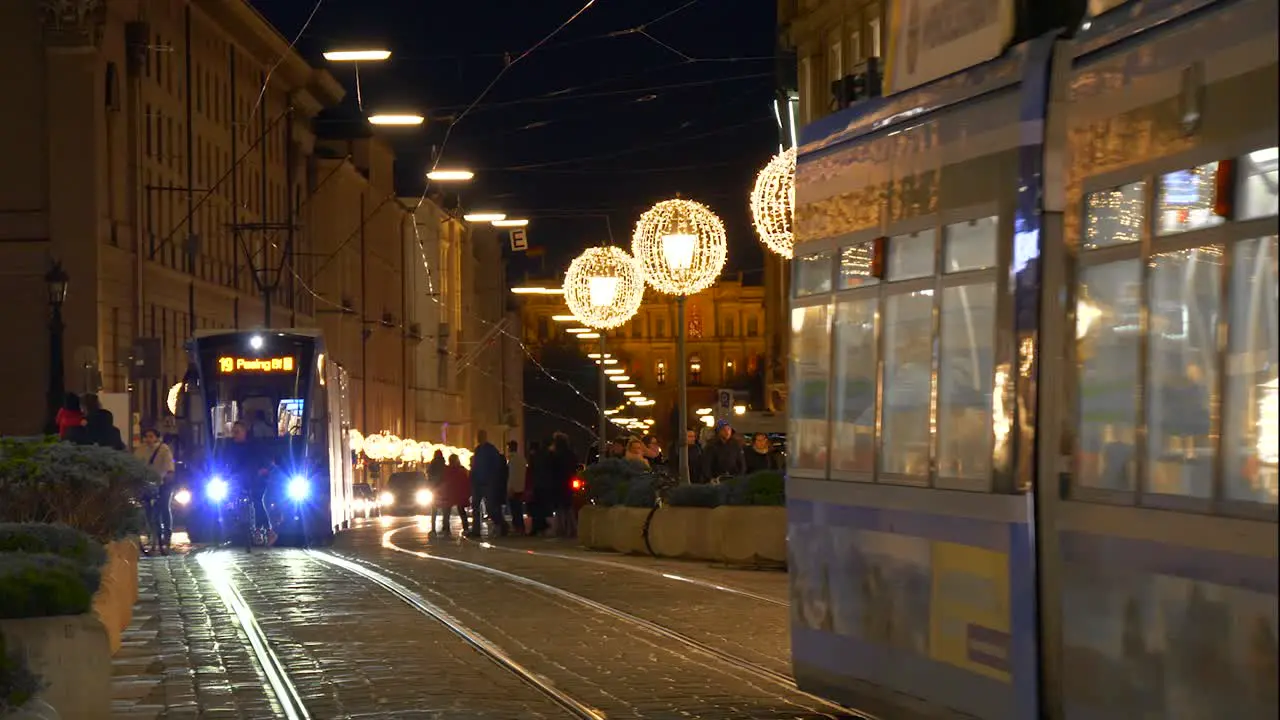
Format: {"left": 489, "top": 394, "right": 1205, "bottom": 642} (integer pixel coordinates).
{"left": 44, "top": 261, "right": 70, "bottom": 435}
{"left": 562, "top": 246, "right": 645, "bottom": 454}
{"left": 632, "top": 199, "right": 728, "bottom": 483}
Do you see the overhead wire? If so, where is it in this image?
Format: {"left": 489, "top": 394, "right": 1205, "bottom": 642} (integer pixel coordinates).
{"left": 249, "top": 0, "right": 325, "bottom": 120}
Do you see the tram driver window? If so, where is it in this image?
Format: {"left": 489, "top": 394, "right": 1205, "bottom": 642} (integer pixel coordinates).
{"left": 1238, "top": 147, "right": 1279, "bottom": 220}
{"left": 1224, "top": 235, "right": 1279, "bottom": 504}
{"left": 789, "top": 304, "right": 832, "bottom": 473}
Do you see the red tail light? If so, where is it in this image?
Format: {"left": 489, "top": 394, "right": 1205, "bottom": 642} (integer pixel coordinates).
{"left": 571, "top": 477, "right": 584, "bottom": 492}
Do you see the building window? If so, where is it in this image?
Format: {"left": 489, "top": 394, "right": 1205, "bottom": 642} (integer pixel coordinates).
{"left": 656, "top": 360, "right": 667, "bottom": 385}
{"left": 689, "top": 355, "right": 702, "bottom": 384}
{"left": 827, "top": 33, "right": 843, "bottom": 85}
{"left": 724, "top": 316, "right": 736, "bottom": 337}
{"left": 656, "top": 317, "right": 666, "bottom": 338}
{"left": 799, "top": 56, "right": 812, "bottom": 123}
{"left": 850, "top": 31, "right": 863, "bottom": 63}
{"left": 725, "top": 359, "right": 736, "bottom": 381}
{"left": 747, "top": 316, "right": 759, "bottom": 337}
{"left": 869, "top": 16, "right": 882, "bottom": 57}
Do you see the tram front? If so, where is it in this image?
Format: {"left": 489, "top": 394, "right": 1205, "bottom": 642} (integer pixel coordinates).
{"left": 181, "top": 330, "right": 335, "bottom": 547}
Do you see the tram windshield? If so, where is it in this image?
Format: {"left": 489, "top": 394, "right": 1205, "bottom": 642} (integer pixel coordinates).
{"left": 192, "top": 334, "right": 318, "bottom": 449}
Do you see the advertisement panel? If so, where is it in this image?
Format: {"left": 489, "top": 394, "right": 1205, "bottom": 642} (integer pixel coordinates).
{"left": 883, "top": 0, "right": 1015, "bottom": 95}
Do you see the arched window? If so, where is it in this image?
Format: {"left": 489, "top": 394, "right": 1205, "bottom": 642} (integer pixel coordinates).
{"left": 689, "top": 355, "right": 702, "bottom": 384}
{"left": 656, "top": 360, "right": 667, "bottom": 384}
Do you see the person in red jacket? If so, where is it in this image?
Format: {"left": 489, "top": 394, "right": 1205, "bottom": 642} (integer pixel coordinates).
{"left": 55, "top": 393, "right": 84, "bottom": 439}
{"left": 432, "top": 454, "right": 472, "bottom": 538}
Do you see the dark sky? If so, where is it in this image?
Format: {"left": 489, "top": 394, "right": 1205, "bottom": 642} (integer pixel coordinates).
{"left": 249, "top": 0, "right": 781, "bottom": 281}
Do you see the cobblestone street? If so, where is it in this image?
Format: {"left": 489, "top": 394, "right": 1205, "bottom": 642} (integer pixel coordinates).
{"left": 108, "top": 519, "right": 854, "bottom": 719}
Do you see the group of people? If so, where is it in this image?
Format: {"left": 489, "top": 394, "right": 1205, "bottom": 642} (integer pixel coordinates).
{"left": 423, "top": 430, "right": 581, "bottom": 538}
{"left": 600, "top": 419, "right": 784, "bottom": 483}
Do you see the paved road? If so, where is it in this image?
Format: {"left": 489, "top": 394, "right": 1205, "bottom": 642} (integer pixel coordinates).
{"left": 112, "top": 519, "right": 853, "bottom": 719}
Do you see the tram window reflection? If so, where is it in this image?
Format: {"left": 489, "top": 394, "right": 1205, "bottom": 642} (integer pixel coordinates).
{"left": 839, "top": 243, "right": 879, "bottom": 289}
{"left": 944, "top": 216, "right": 998, "bottom": 272}
{"left": 887, "top": 229, "right": 936, "bottom": 281}
{"left": 832, "top": 298, "right": 877, "bottom": 475}
{"left": 789, "top": 304, "right": 832, "bottom": 473}
{"left": 1157, "top": 163, "right": 1225, "bottom": 236}
{"left": 1145, "top": 247, "right": 1221, "bottom": 499}
{"left": 938, "top": 283, "right": 996, "bottom": 485}
{"left": 880, "top": 290, "right": 933, "bottom": 479}
{"left": 1224, "top": 236, "right": 1279, "bottom": 504}
{"left": 1085, "top": 182, "right": 1144, "bottom": 249}
{"left": 794, "top": 252, "right": 834, "bottom": 297}
{"left": 1075, "top": 260, "right": 1142, "bottom": 491}
{"left": 1238, "top": 148, "right": 1279, "bottom": 220}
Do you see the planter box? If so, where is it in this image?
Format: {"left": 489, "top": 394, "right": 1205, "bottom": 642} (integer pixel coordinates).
{"left": 90, "top": 538, "right": 140, "bottom": 656}
{"left": 646, "top": 507, "right": 716, "bottom": 560}
{"left": 0, "top": 615, "right": 110, "bottom": 719}
{"left": 606, "top": 507, "right": 652, "bottom": 555}
{"left": 577, "top": 505, "right": 610, "bottom": 551}
{"left": 709, "top": 506, "right": 787, "bottom": 565}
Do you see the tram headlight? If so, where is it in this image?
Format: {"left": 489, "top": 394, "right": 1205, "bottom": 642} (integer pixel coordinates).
{"left": 286, "top": 476, "right": 310, "bottom": 502}
{"left": 174, "top": 488, "right": 192, "bottom": 506}
{"left": 206, "top": 477, "right": 229, "bottom": 502}
{"left": 379, "top": 492, "right": 394, "bottom": 507}
{"left": 414, "top": 488, "right": 433, "bottom": 507}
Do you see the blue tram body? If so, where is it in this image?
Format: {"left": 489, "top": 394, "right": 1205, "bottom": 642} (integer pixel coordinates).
{"left": 176, "top": 329, "right": 355, "bottom": 548}
{"left": 788, "top": 1, "right": 1277, "bottom": 718}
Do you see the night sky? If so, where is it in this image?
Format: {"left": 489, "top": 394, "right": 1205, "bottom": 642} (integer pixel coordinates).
{"left": 249, "top": 0, "right": 780, "bottom": 282}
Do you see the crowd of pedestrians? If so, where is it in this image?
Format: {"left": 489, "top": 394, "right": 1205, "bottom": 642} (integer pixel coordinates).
{"left": 601, "top": 419, "right": 784, "bottom": 483}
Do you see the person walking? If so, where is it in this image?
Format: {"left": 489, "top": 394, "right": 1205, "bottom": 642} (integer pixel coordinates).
{"left": 702, "top": 420, "right": 746, "bottom": 480}
{"left": 425, "top": 449, "right": 447, "bottom": 536}
{"left": 744, "top": 432, "right": 785, "bottom": 474}
{"left": 546, "top": 433, "right": 579, "bottom": 537}
{"left": 469, "top": 430, "right": 508, "bottom": 538}
{"left": 134, "top": 427, "right": 176, "bottom": 555}
{"left": 436, "top": 454, "right": 472, "bottom": 537}
{"left": 506, "top": 440, "right": 528, "bottom": 535}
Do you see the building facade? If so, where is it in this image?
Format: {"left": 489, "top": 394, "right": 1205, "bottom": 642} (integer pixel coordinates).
{"left": 781, "top": 0, "right": 885, "bottom": 127}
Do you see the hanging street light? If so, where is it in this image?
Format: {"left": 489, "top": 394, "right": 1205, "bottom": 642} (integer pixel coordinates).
{"left": 464, "top": 212, "right": 506, "bottom": 223}
{"left": 563, "top": 245, "right": 646, "bottom": 453}
{"left": 368, "top": 114, "right": 425, "bottom": 126}
{"left": 426, "top": 169, "right": 475, "bottom": 182}
{"left": 632, "top": 198, "right": 727, "bottom": 483}
{"left": 750, "top": 147, "right": 796, "bottom": 258}
{"left": 323, "top": 49, "right": 392, "bottom": 62}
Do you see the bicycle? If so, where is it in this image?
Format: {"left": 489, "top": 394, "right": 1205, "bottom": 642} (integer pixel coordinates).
{"left": 641, "top": 468, "right": 681, "bottom": 558}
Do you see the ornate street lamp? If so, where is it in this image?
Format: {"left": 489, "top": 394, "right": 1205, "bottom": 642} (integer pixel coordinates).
{"left": 750, "top": 147, "right": 795, "bottom": 258}
{"left": 632, "top": 199, "right": 727, "bottom": 482}
{"left": 44, "top": 261, "right": 70, "bottom": 435}
{"left": 563, "top": 246, "right": 645, "bottom": 449}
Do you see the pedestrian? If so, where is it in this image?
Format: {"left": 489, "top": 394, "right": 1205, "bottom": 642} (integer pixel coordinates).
{"left": 744, "top": 432, "right": 785, "bottom": 474}
{"left": 642, "top": 434, "right": 665, "bottom": 467}
{"left": 669, "top": 428, "right": 707, "bottom": 484}
{"left": 624, "top": 437, "right": 650, "bottom": 469}
{"left": 506, "top": 440, "right": 527, "bottom": 535}
{"left": 702, "top": 419, "right": 746, "bottom": 480}
{"left": 134, "top": 427, "right": 176, "bottom": 555}
{"left": 54, "top": 392, "right": 84, "bottom": 439}
{"left": 546, "top": 432, "right": 579, "bottom": 537}
{"left": 66, "top": 394, "right": 126, "bottom": 450}
{"left": 436, "top": 454, "right": 471, "bottom": 537}
{"left": 469, "top": 429, "right": 508, "bottom": 538}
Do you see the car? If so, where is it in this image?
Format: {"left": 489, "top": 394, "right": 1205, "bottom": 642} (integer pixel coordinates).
{"left": 379, "top": 471, "right": 435, "bottom": 516}
{"left": 352, "top": 482, "right": 380, "bottom": 518}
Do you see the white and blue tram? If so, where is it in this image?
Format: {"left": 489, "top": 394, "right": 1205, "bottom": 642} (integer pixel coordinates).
{"left": 787, "top": 1, "right": 1277, "bottom": 718}
{"left": 177, "top": 329, "right": 356, "bottom": 547}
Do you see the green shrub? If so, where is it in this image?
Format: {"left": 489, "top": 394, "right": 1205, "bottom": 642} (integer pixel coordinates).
{"left": 0, "top": 632, "right": 43, "bottom": 714}
{"left": 0, "top": 553, "right": 99, "bottom": 619}
{"left": 581, "top": 458, "right": 651, "bottom": 507}
{"left": 667, "top": 483, "right": 722, "bottom": 508}
{"left": 719, "top": 470, "right": 786, "bottom": 506}
{"left": 0, "top": 523, "right": 106, "bottom": 568}
{"left": 0, "top": 437, "right": 152, "bottom": 540}
{"left": 620, "top": 475, "right": 657, "bottom": 508}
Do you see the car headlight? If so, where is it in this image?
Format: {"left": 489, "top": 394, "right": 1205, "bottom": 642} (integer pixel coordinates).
{"left": 286, "top": 476, "right": 310, "bottom": 501}
{"left": 415, "top": 488, "right": 433, "bottom": 506}
{"left": 379, "top": 492, "right": 394, "bottom": 507}
{"left": 174, "top": 488, "right": 193, "bottom": 506}
{"left": 206, "top": 477, "right": 229, "bottom": 502}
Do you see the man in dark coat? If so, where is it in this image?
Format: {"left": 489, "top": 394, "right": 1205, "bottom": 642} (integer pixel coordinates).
{"left": 469, "top": 429, "right": 508, "bottom": 537}
{"left": 67, "top": 404, "right": 126, "bottom": 451}
{"left": 702, "top": 419, "right": 746, "bottom": 480}
{"left": 669, "top": 428, "right": 707, "bottom": 484}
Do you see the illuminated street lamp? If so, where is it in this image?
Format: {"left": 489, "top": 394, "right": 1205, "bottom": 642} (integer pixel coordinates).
{"left": 368, "top": 114, "right": 425, "bottom": 126}
{"left": 492, "top": 219, "right": 530, "bottom": 228}
{"left": 323, "top": 49, "right": 392, "bottom": 62}
{"left": 633, "top": 198, "right": 727, "bottom": 482}
{"left": 464, "top": 212, "right": 506, "bottom": 223}
{"left": 426, "top": 169, "right": 475, "bottom": 182}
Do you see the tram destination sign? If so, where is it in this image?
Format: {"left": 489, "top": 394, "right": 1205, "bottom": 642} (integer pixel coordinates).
{"left": 217, "top": 356, "right": 296, "bottom": 374}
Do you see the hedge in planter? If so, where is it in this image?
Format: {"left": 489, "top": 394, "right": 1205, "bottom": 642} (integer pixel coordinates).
{"left": 580, "top": 459, "right": 652, "bottom": 507}
{"left": 0, "top": 524, "right": 107, "bottom": 568}
{"left": 0, "top": 632, "right": 43, "bottom": 716}
{"left": 0, "top": 553, "right": 99, "bottom": 620}
{"left": 718, "top": 470, "right": 786, "bottom": 507}
{"left": 667, "top": 483, "right": 722, "bottom": 508}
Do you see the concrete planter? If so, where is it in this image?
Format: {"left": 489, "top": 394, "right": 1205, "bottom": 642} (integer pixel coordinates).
{"left": 0, "top": 615, "right": 110, "bottom": 719}
{"left": 2, "top": 698, "right": 60, "bottom": 720}
{"left": 90, "top": 538, "right": 140, "bottom": 655}
{"left": 606, "top": 507, "right": 652, "bottom": 555}
{"left": 709, "top": 506, "right": 788, "bottom": 565}
{"left": 646, "top": 507, "right": 717, "bottom": 560}
{"left": 577, "top": 505, "right": 609, "bottom": 551}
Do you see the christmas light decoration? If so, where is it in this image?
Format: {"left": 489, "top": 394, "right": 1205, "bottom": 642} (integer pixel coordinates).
{"left": 632, "top": 198, "right": 728, "bottom": 295}
{"left": 562, "top": 246, "right": 645, "bottom": 330}
{"left": 750, "top": 147, "right": 795, "bottom": 258}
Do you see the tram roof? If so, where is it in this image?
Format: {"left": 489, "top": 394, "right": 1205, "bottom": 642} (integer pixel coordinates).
{"left": 191, "top": 328, "right": 324, "bottom": 341}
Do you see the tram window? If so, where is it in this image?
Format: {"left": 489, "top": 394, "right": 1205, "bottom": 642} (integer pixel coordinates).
{"left": 880, "top": 290, "right": 933, "bottom": 480}
{"left": 938, "top": 282, "right": 996, "bottom": 485}
{"left": 278, "top": 398, "right": 304, "bottom": 437}
{"left": 887, "top": 229, "right": 936, "bottom": 281}
{"left": 1238, "top": 147, "right": 1279, "bottom": 220}
{"left": 1223, "top": 236, "right": 1279, "bottom": 504}
{"left": 1157, "top": 163, "right": 1225, "bottom": 236}
{"left": 1145, "top": 247, "right": 1221, "bottom": 499}
{"left": 1075, "top": 260, "right": 1142, "bottom": 491}
{"left": 789, "top": 304, "right": 832, "bottom": 473}
{"left": 839, "top": 243, "right": 879, "bottom": 288}
{"left": 944, "top": 216, "right": 998, "bottom": 273}
{"left": 794, "top": 252, "right": 834, "bottom": 297}
{"left": 1085, "top": 182, "right": 1144, "bottom": 249}
{"left": 211, "top": 400, "right": 239, "bottom": 439}
{"left": 831, "top": 298, "right": 877, "bottom": 475}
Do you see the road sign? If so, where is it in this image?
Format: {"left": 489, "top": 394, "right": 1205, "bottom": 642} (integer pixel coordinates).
{"left": 716, "top": 388, "right": 733, "bottom": 421}
{"left": 510, "top": 228, "right": 528, "bottom": 252}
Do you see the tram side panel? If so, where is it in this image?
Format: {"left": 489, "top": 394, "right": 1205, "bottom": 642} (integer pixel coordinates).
{"left": 788, "top": 38, "right": 1051, "bottom": 720}
{"left": 1050, "top": 2, "right": 1279, "bottom": 718}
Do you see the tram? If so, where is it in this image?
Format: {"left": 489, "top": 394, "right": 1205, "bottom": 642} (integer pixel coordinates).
{"left": 787, "top": 1, "right": 1277, "bottom": 718}
{"left": 176, "top": 329, "right": 356, "bottom": 547}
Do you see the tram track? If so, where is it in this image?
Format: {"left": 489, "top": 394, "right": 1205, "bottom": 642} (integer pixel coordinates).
{"left": 365, "top": 525, "right": 873, "bottom": 719}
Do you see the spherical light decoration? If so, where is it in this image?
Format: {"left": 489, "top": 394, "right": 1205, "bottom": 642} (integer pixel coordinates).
{"left": 562, "top": 246, "right": 645, "bottom": 330}
{"left": 349, "top": 429, "right": 365, "bottom": 456}
{"left": 749, "top": 147, "right": 795, "bottom": 258}
{"left": 632, "top": 198, "right": 728, "bottom": 296}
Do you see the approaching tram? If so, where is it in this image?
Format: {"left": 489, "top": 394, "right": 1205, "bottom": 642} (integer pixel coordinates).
{"left": 177, "top": 329, "right": 356, "bottom": 547}
{"left": 787, "top": 1, "right": 1277, "bottom": 718}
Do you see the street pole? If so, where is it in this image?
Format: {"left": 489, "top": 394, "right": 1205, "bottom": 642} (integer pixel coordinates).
{"left": 598, "top": 334, "right": 607, "bottom": 459}
{"left": 677, "top": 295, "right": 689, "bottom": 484}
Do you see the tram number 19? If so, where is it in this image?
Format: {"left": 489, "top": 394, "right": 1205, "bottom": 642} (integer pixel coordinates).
{"left": 219, "top": 357, "right": 235, "bottom": 373}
